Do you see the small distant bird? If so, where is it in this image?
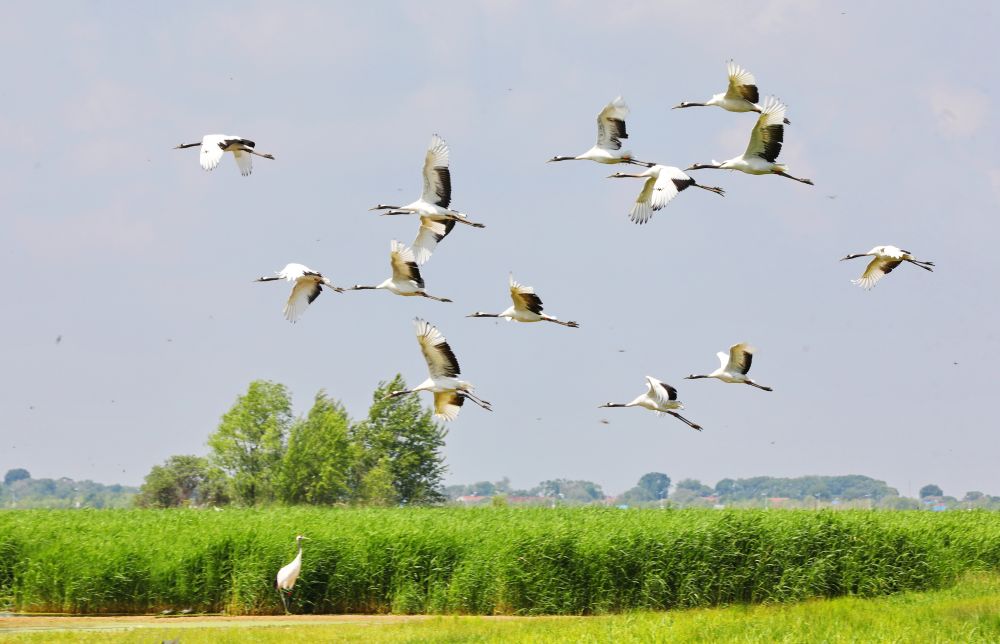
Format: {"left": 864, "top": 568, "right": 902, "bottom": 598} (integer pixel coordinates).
{"left": 255, "top": 263, "right": 344, "bottom": 323}
{"left": 174, "top": 135, "right": 274, "bottom": 176}
{"left": 371, "top": 134, "right": 484, "bottom": 264}
{"left": 687, "top": 98, "right": 813, "bottom": 185}
{"left": 349, "top": 240, "right": 452, "bottom": 302}
{"left": 467, "top": 275, "right": 578, "bottom": 327}
{"left": 840, "top": 246, "right": 934, "bottom": 289}
{"left": 674, "top": 60, "right": 791, "bottom": 124}
{"left": 548, "top": 96, "right": 652, "bottom": 165}
{"left": 386, "top": 318, "right": 492, "bottom": 421}
{"left": 276, "top": 535, "right": 308, "bottom": 614}
{"left": 607, "top": 165, "right": 724, "bottom": 224}
{"left": 599, "top": 377, "right": 702, "bottom": 430}
{"left": 55, "top": 335, "right": 62, "bottom": 344}
{"left": 686, "top": 343, "right": 772, "bottom": 391}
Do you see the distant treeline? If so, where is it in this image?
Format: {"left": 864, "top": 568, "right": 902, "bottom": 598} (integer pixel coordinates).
{"left": 446, "top": 473, "right": 1000, "bottom": 510}
{"left": 1, "top": 468, "right": 136, "bottom": 509}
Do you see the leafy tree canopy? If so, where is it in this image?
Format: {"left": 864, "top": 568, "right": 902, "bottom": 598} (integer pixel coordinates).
{"left": 350, "top": 376, "right": 447, "bottom": 506}
{"left": 208, "top": 380, "right": 293, "bottom": 506}
{"left": 3, "top": 468, "right": 30, "bottom": 485}
{"left": 920, "top": 484, "right": 944, "bottom": 499}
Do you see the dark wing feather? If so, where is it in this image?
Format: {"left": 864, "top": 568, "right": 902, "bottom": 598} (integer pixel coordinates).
{"left": 602, "top": 118, "right": 627, "bottom": 150}
{"left": 738, "top": 84, "right": 759, "bottom": 104}
{"left": 758, "top": 124, "right": 783, "bottom": 162}
{"left": 305, "top": 282, "right": 323, "bottom": 304}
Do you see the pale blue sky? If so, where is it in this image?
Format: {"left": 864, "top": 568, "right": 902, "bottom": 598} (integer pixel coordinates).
{"left": 2, "top": 1, "right": 998, "bottom": 497}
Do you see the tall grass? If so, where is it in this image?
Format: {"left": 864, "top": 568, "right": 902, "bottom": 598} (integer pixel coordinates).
{"left": 1, "top": 508, "right": 998, "bottom": 615}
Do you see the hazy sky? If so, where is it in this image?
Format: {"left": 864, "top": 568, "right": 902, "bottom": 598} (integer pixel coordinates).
{"left": 2, "top": 1, "right": 998, "bottom": 498}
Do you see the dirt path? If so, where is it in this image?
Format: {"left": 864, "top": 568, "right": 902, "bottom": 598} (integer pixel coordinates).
{"left": 0, "top": 613, "right": 537, "bottom": 634}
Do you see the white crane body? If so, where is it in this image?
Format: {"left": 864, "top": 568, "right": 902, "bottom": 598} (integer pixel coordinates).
{"left": 686, "top": 343, "right": 773, "bottom": 391}
{"left": 371, "top": 135, "right": 484, "bottom": 264}
{"left": 386, "top": 318, "right": 492, "bottom": 421}
{"left": 687, "top": 98, "right": 812, "bottom": 185}
{"left": 549, "top": 96, "right": 651, "bottom": 166}
{"left": 350, "top": 241, "right": 451, "bottom": 302}
{"left": 674, "top": 61, "right": 791, "bottom": 123}
{"left": 468, "top": 276, "right": 578, "bottom": 327}
{"left": 608, "top": 164, "right": 724, "bottom": 224}
{"left": 600, "top": 377, "right": 702, "bottom": 430}
{"left": 275, "top": 535, "right": 308, "bottom": 614}
{"left": 174, "top": 134, "right": 275, "bottom": 176}
{"left": 841, "top": 245, "right": 934, "bottom": 289}
{"left": 255, "top": 263, "right": 343, "bottom": 323}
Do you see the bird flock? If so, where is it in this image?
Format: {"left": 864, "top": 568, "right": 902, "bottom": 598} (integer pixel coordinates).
{"left": 175, "top": 61, "right": 940, "bottom": 610}
{"left": 176, "top": 59, "right": 934, "bottom": 431}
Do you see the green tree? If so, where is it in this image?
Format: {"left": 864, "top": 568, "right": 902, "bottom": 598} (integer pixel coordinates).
{"left": 920, "top": 484, "right": 943, "bottom": 499}
{"left": 621, "top": 472, "right": 671, "bottom": 504}
{"left": 534, "top": 479, "right": 605, "bottom": 504}
{"left": 675, "top": 478, "right": 713, "bottom": 497}
{"left": 279, "top": 391, "right": 356, "bottom": 505}
{"left": 4, "top": 468, "right": 30, "bottom": 485}
{"left": 134, "top": 455, "right": 230, "bottom": 508}
{"left": 351, "top": 376, "right": 447, "bottom": 505}
{"left": 715, "top": 478, "right": 737, "bottom": 498}
{"left": 208, "top": 380, "right": 292, "bottom": 506}
{"left": 359, "top": 456, "right": 398, "bottom": 506}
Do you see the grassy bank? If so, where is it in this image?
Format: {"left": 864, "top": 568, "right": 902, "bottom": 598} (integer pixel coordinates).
{"left": 3, "top": 573, "right": 999, "bottom": 642}
{"left": 1, "top": 508, "right": 999, "bottom": 615}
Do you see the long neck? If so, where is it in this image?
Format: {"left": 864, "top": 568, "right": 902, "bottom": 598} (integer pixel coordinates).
{"left": 176, "top": 142, "right": 201, "bottom": 149}
{"left": 601, "top": 402, "right": 628, "bottom": 408}
{"left": 686, "top": 374, "right": 708, "bottom": 379}
{"left": 469, "top": 312, "right": 499, "bottom": 318}
{"left": 549, "top": 156, "right": 580, "bottom": 162}
{"left": 351, "top": 285, "right": 379, "bottom": 290}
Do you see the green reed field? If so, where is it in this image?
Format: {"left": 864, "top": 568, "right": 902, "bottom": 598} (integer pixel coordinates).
{"left": 1, "top": 508, "right": 999, "bottom": 616}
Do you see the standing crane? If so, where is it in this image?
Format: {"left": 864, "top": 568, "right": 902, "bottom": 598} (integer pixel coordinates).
{"left": 370, "top": 134, "right": 484, "bottom": 264}
{"left": 548, "top": 96, "right": 652, "bottom": 165}
{"left": 385, "top": 318, "right": 492, "bottom": 421}
{"left": 467, "top": 275, "right": 578, "bottom": 327}
{"left": 255, "top": 263, "right": 344, "bottom": 323}
{"left": 599, "top": 377, "right": 702, "bottom": 430}
{"left": 686, "top": 98, "right": 813, "bottom": 185}
{"left": 174, "top": 135, "right": 275, "bottom": 176}
{"left": 275, "top": 535, "right": 308, "bottom": 614}
{"left": 686, "top": 343, "right": 773, "bottom": 391}
{"left": 674, "top": 60, "right": 791, "bottom": 124}
{"left": 840, "top": 246, "right": 934, "bottom": 289}
{"left": 607, "top": 165, "right": 724, "bottom": 224}
{"left": 349, "top": 240, "right": 452, "bottom": 302}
